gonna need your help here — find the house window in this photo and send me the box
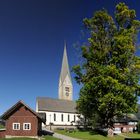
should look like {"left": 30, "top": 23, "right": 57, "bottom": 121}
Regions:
{"left": 23, "top": 123, "right": 31, "bottom": 130}
{"left": 54, "top": 114, "right": 56, "bottom": 121}
{"left": 61, "top": 114, "right": 63, "bottom": 122}
{"left": 13, "top": 123, "right": 20, "bottom": 130}
{"left": 68, "top": 114, "right": 70, "bottom": 122}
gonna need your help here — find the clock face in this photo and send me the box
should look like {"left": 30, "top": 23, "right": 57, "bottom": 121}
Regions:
{"left": 66, "top": 92, "right": 69, "bottom": 96}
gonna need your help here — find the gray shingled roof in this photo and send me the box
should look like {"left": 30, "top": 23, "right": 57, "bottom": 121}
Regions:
{"left": 37, "top": 97, "right": 77, "bottom": 113}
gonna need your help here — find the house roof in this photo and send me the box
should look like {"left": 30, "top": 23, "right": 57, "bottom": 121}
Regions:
{"left": 37, "top": 97, "right": 77, "bottom": 113}
{"left": 114, "top": 114, "right": 138, "bottom": 123}
{"left": 1, "top": 100, "right": 45, "bottom": 123}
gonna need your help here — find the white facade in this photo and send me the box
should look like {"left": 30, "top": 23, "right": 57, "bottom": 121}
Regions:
{"left": 38, "top": 111, "right": 79, "bottom": 126}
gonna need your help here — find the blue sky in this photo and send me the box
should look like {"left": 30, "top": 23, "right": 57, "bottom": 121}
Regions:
{"left": 0, "top": 0, "right": 140, "bottom": 115}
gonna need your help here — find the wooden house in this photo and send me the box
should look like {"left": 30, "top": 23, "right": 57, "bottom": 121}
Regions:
{"left": 0, "top": 100, "right": 45, "bottom": 138}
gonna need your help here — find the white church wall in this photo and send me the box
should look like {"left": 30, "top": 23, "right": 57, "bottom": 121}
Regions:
{"left": 38, "top": 111, "right": 79, "bottom": 126}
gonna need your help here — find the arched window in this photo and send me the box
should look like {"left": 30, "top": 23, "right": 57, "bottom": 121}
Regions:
{"left": 74, "top": 115, "right": 76, "bottom": 122}
{"left": 54, "top": 114, "right": 56, "bottom": 121}
{"left": 68, "top": 114, "right": 70, "bottom": 122}
{"left": 61, "top": 114, "right": 63, "bottom": 122}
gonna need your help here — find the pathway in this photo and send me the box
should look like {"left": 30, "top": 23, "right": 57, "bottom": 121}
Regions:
{"left": 42, "top": 127, "right": 81, "bottom": 140}
{"left": 53, "top": 132, "right": 81, "bottom": 140}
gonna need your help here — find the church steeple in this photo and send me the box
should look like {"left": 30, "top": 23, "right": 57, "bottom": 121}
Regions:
{"left": 60, "top": 42, "right": 71, "bottom": 83}
{"left": 58, "top": 42, "right": 73, "bottom": 101}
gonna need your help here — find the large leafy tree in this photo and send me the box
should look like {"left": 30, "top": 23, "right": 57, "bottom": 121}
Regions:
{"left": 73, "top": 3, "right": 140, "bottom": 128}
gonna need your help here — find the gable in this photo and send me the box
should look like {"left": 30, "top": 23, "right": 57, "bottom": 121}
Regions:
{"left": 64, "top": 74, "right": 72, "bottom": 85}
{"left": 10, "top": 105, "right": 36, "bottom": 118}
{"left": 1, "top": 101, "right": 44, "bottom": 123}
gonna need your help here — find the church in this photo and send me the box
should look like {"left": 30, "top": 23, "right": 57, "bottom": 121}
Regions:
{"left": 36, "top": 43, "right": 79, "bottom": 128}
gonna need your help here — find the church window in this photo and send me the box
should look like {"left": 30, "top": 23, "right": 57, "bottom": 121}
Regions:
{"left": 61, "top": 114, "right": 63, "bottom": 122}
{"left": 54, "top": 114, "right": 56, "bottom": 121}
{"left": 68, "top": 114, "right": 70, "bottom": 122}
{"left": 74, "top": 115, "right": 76, "bottom": 122}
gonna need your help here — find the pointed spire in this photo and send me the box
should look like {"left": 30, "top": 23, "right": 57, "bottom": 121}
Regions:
{"left": 60, "top": 41, "right": 71, "bottom": 83}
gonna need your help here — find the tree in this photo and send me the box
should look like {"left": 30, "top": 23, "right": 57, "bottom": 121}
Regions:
{"left": 73, "top": 3, "right": 140, "bottom": 128}
{"left": 137, "top": 120, "right": 140, "bottom": 133}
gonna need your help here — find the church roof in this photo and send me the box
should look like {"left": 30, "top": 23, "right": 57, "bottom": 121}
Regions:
{"left": 59, "top": 43, "right": 71, "bottom": 83}
{"left": 37, "top": 97, "right": 77, "bottom": 113}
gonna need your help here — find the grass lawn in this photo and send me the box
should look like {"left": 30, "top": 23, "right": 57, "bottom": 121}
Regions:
{"left": 55, "top": 130, "right": 140, "bottom": 140}
{"left": 123, "top": 133, "right": 140, "bottom": 138}
{"left": 0, "top": 125, "right": 5, "bottom": 129}
{"left": 0, "top": 138, "right": 36, "bottom": 140}
{"left": 0, "top": 136, "right": 61, "bottom": 140}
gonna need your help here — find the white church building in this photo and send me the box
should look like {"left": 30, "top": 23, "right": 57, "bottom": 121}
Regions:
{"left": 36, "top": 44, "right": 79, "bottom": 128}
